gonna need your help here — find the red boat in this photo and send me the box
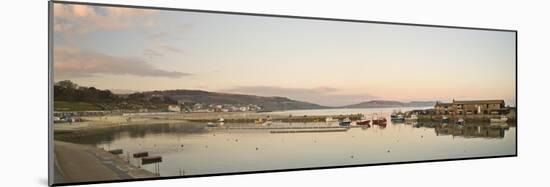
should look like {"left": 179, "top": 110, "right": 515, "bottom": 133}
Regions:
{"left": 372, "top": 117, "right": 387, "bottom": 125}
{"left": 356, "top": 120, "right": 371, "bottom": 125}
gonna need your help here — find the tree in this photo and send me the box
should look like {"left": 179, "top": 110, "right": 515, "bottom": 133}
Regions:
{"left": 55, "top": 80, "right": 78, "bottom": 89}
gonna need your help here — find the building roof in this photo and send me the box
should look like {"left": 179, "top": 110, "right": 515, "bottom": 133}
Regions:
{"left": 452, "top": 100, "right": 505, "bottom": 104}
{"left": 435, "top": 102, "right": 452, "bottom": 106}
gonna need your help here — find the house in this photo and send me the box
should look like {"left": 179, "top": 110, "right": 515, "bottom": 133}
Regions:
{"left": 435, "top": 100, "right": 506, "bottom": 115}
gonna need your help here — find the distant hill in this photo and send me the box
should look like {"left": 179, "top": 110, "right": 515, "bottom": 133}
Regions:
{"left": 53, "top": 80, "right": 328, "bottom": 111}
{"left": 342, "top": 100, "right": 435, "bottom": 108}
{"left": 141, "top": 90, "right": 328, "bottom": 111}
{"left": 54, "top": 80, "right": 434, "bottom": 112}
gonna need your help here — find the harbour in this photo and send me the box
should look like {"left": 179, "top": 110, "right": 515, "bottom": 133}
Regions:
{"left": 54, "top": 107, "right": 516, "bottom": 178}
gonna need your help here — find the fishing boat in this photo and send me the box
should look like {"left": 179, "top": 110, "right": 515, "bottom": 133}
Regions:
{"left": 390, "top": 112, "right": 405, "bottom": 122}
{"left": 339, "top": 118, "right": 352, "bottom": 126}
{"left": 372, "top": 117, "right": 387, "bottom": 125}
{"left": 265, "top": 115, "right": 273, "bottom": 126}
{"left": 441, "top": 116, "right": 450, "bottom": 123}
{"left": 456, "top": 118, "right": 465, "bottom": 125}
{"left": 356, "top": 119, "right": 371, "bottom": 125}
{"left": 490, "top": 116, "right": 508, "bottom": 123}
{"left": 206, "top": 122, "right": 217, "bottom": 127}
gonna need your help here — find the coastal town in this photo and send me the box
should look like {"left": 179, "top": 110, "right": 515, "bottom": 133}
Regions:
{"left": 54, "top": 98, "right": 516, "bottom": 130}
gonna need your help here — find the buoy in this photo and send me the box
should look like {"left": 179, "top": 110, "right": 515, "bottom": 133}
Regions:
{"left": 181, "top": 144, "right": 184, "bottom": 147}
{"left": 255, "top": 147, "right": 259, "bottom": 150}
{"left": 351, "top": 155, "right": 354, "bottom": 159}
{"left": 387, "top": 150, "right": 391, "bottom": 153}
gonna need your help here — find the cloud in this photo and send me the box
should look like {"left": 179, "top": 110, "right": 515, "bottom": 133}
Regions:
{"left": 143, "top": 49, "right": 163, "bottom": 59}
{"left": 142, "top": 44, "right": 184, "bottom": 59}
{"left": 54, "top": 47, "right": 191, "bottom": 79}
{"left": 53, "top": 4, "right": 156, "bottom": 35}
{"left": 159, "top": 45, "right": 184, "bottom": 53}
{"left": 221, "top": 86, "right": 377, "bottom": 106}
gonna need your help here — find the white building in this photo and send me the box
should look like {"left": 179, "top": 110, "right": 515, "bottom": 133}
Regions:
{"left": 168, "top": 105, "right": 181, "bottom": 112}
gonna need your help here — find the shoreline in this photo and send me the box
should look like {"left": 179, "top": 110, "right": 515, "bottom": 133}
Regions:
{"left": 53, "top": 141, "right": 157, "bottom": 184}
{"left": 53, "top": 111, "right": 364, "bottom": 133}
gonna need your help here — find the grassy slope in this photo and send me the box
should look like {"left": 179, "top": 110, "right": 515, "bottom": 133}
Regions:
{"left": 54, "top": 101, "right": 102, "bottom": 111}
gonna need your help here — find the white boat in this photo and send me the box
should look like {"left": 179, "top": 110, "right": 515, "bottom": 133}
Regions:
{"left": 490, "top": 116, "right": 508, "bottom": 123}
{"left": 457, "top": 118, "right": 465, "bottom": 125}
{"left": 206, "top": 122, "right": 217, "bottom": 127}
{"left": 339, "top": 118, "right": 352, "bottom": 126}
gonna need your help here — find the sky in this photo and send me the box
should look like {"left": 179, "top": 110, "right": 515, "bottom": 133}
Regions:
{"left": 52, "top": 3, "right": 516, "bottom": 107}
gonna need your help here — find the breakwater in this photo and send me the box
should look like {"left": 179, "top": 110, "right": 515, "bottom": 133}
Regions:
{"left": 187, "top": 114, "right": 364, "bottom": 123}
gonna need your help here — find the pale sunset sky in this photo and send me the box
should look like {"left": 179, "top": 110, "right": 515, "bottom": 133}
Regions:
{"left": 53, "top": 3, "right": 516, "bottom": 106}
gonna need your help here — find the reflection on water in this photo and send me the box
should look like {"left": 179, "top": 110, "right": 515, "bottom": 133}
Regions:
{"left": 56, "top": 108, "right": 516, "bottom": 177}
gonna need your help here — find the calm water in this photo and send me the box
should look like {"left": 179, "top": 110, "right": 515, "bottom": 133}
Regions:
{"left": 63, "top": 108, "right": 516, "bottom": 177}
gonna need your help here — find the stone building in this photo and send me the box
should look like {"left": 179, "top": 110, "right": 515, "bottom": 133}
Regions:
{"left": 435, "top": 100, "right": 506, "bottom": 115}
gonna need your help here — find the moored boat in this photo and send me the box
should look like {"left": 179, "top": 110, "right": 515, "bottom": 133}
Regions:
{"left": 372, "top": 117, "right": 387, "bottom": 125}
{"left": 356, "top": 119, "right": 371, "bottom": 125}
{"left": 490, "top": 116, "right": 508, "bottom": 123}
{"left": 339, "top": 118, "right": 352, "bottom": 126}
{"left": 456, "top": 118, "right": 465, "bottom": 125}
{"left": 390, "top": 111, "right": 405, "bottom": 122}
{"left": 206, "top": 122, "right": 217, "bottom": 127}
{"left": 442, "top": 116, "right": 450, "bottom": 123}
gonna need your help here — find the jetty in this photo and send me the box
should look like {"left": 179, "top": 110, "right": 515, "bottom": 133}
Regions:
{"left": 212, "top": 125, "right": 367, "bottom": 130}
{"left": 186, "top": 114, "right": 364, "bottom": 123}
{"left": 270, "top": 128, "right": 349, "bottom": 133}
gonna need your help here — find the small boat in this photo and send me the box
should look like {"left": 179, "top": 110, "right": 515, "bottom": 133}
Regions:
{"left": 255, "top": 118, "right": 264, "bottom": 124}
{"left": 441, "top": 116, "right": 450, "bottom": 123}
{"left": 404, "top": 114, "right": 418, "bottom": 122}
{"left": 218, "top": 118, "right": 225, "bottom": 122}
{"left": 265, "top": 116, "right": 273, "bottom": 126}
{"left": 390, "top": 113, "right": 405, "bottom": 122}
{"left": 372, "top": 117, "right": 387, "bottom": 125}
{"left": 356, "top": 119, "right": 371, "bottom": 125}
{"left": 339, "top": 118, "right": 352, "bottom": 126}
{"left": 490, "top": 116, "right": 508, "bottom": 123}
{"left": 456, "top": 118, "right": 465, "bottom": 125}
{"left": 206, "top": 122, "right": 217, "bottom": 127}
